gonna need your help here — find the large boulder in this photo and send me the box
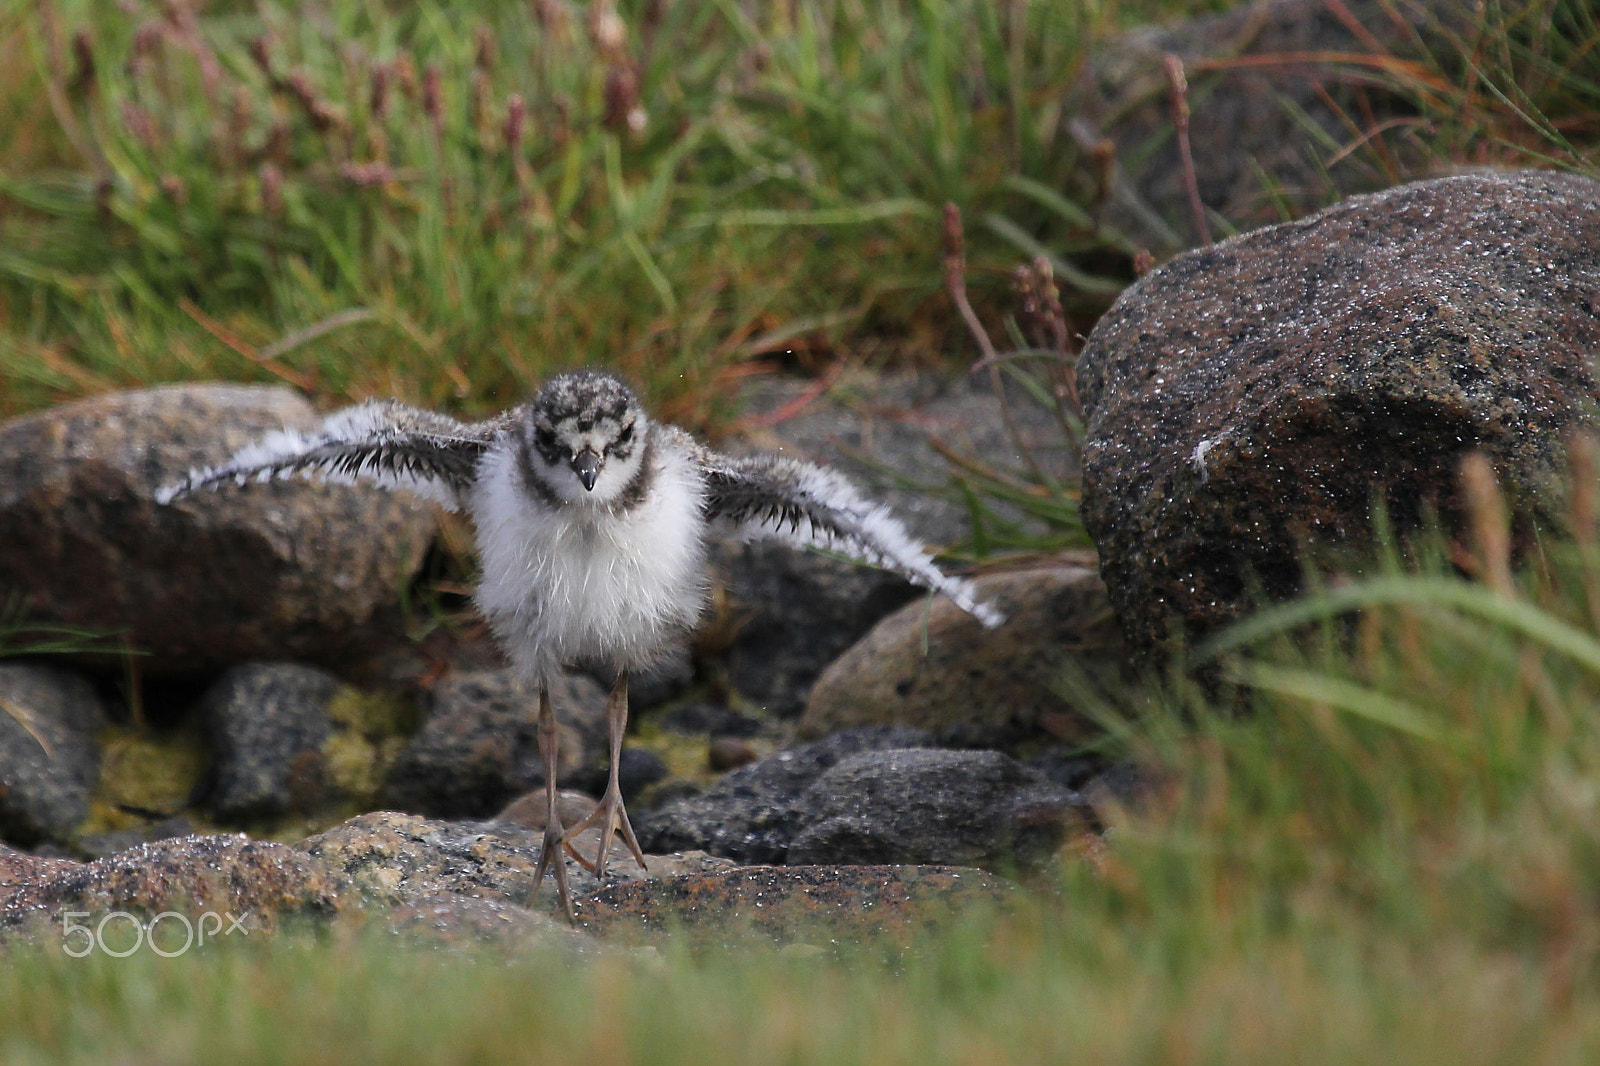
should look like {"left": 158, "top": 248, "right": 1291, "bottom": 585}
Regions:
{"left": 0, "top": 384, "right": 436, "bottom": 673}
{"left": 1078, "top": 170, "right": 1600, "bottom": 659}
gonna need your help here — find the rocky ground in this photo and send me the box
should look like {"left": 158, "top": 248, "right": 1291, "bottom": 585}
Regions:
{"left": 0, "top": 361, "right": 1109, "bottom": 952}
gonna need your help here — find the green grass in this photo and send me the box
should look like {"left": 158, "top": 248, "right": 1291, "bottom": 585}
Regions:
{"left": 1, "top": 907, "right": 1594, "bottom": 1066}
{"left": 0, "top": 0, "right": 1130, "bottom": 423}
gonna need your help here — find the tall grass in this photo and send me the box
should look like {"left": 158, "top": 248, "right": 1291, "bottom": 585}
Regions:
{"left": 0, "top": 0, "right": 1122, "bottom": 421}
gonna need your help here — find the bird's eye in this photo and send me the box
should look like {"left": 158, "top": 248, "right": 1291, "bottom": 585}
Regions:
{"left": 617, "top": 422, "right": 634, "bottom": 444}
{"left": 534, "top": 427, "right": 558, "bottom": 454}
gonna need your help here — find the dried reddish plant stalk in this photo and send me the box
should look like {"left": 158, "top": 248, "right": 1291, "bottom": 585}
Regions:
{"left": 1163, "top": 53, "right": 1211, "bottom": 248}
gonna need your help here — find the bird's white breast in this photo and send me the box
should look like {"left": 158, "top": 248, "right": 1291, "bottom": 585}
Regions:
{"left": 469, "top": 437, "right": 708, "bottom": 680}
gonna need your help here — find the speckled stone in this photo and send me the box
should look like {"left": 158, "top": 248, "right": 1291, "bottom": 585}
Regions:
{"left": 299, "top": 809, "right": 676, "bottom": 923}
{"left": 1079, "top": 170, "right": 1600, "bottom": 659}
{"left": 0, "top": 664, "right": 106, "bottom": 846}
{"left": 299, "top": 810, "right": 584, "bottom": 911}
{"left": 800, "top": 559, "right": 1125, "bottom": 748}
{"left": 380, "top": 894, "right": 588, "bottom": 951}
{"left": 0, "top": 834, "right": 352, "bottom": 938}
{"left": 0, "top": 384, "right": 436, "bottom": 672}
{"left": 200, "top": 662, "right": 339, "bottom": 821}
{"left": 0, "top": 843, "right": 82, "bottom": 888}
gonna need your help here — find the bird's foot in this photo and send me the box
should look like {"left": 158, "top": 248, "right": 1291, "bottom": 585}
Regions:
{"left": 565, "top": 786, "right": 648, "bottom": 881}
{"left": 531, "top": 814, "right": 578, "bottom": 921}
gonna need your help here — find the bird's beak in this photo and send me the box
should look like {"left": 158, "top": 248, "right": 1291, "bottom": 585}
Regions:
{"left": 571, "top": 449, "right": 602, "bottom": 492}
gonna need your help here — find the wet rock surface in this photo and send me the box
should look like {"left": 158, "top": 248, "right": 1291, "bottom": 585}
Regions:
{"left": 0, "top": 384, "right": 435, "bottom": 673}
{"left": 0, "top": 834, "right": 352, "bottom": 937}
{"left": 0, "top": 843, "right": 82, "bottom": 887}
{"left": 801, "top": 560, "right": 1125, "bottom": 748}
{"left": 0, "top": 664, "right": 106, "bottom": 846}
{"left": 383, "top": 669, "right": 609, "bottom": 818}
{"left": 201, "top": 662, "right": 339, "bottom": 821}
{"left": 1079, "top": 170, "right": 1600, "bottom": 659}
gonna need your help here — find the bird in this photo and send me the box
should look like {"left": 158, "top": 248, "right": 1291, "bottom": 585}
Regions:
{"left": 159, "top": 369, "right": 1004, "bottom": 918}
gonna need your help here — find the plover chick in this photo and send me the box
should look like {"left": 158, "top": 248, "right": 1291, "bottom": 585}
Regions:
{"left": 160, "top": 370, "right": 1003, "bottom": 917}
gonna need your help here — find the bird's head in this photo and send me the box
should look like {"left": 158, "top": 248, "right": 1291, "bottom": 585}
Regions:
{"left": 522, "top": 371, "right": 648, "bottom": 505}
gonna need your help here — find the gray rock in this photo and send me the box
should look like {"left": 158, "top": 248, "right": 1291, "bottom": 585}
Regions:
{"left": 788, "top": 748, "right": 1082, "bottom": 870}
{"left": 201, "top": 663, "right": 339, "bottom": 821}
{"left": 657, "top": 700, "right": 762, "bottom": 738}
{"left": 0, "top": 664, "right": 106, "bottom": 846}
{"left": 1079, "top": 170, "right": 1600, "bottom": 659}
{"left": 0, "top": 384, "right": 435, "bottom": 673}
{"left": 801, "top": 560, "right": 1126, "bottom": 749}
{"left": 1079, "top": 0, "right": 1461, "bottom": 248}
{"left": 617, "top": 746, "right": 667, "bottom": 799}
{"left": 383, "top": 669, "right": 609, "bottom": 818}
{"left": 633, "top": 725, "right": 936, "bottom": 863}
{"left": 381, "top": 893, "right": 597, "bottom": 952}
{"left": 615, "top": 647, "right": 694, "bottom": 709}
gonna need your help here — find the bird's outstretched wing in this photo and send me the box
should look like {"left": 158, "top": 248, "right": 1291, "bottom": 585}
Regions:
{"left": 696, "top": 444, "right": 1004, "bottom": 628}
{"left": 156, "top": 401, "right": 513, "bottom": 512}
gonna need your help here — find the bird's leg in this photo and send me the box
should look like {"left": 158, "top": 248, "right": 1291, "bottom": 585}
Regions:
{"left": 564, "top": 669, "right": 648, "bottom": 879}
{"left": 528, "top": 685, "right": 575, "bottom": 921}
